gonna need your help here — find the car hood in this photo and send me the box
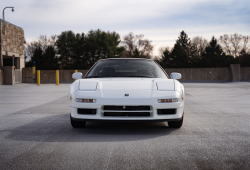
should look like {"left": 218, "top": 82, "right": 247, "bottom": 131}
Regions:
{"left": 79, "top": 78, "right": 175, "bottom": 90}
{"left": 78, "top": 78, "right": 175, "bottom": 99}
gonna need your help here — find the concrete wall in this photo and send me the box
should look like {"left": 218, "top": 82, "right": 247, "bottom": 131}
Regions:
{"left": 0, "top": 69, "right": 3, "bottom": 85}
{"left": 241, "top": 67, "right": 250, "bottom": 81}
{"left": 22, "top": 66, "right": 250, "bottom": 83}
{"left": 164, "top": 67, "right": 232, "bottom": 82}
{"left": 230, "top": 64, "right": 241, "bottom": 81}
{"left": 0, "top": 66, "right": 15, "bottom": 85}
{"left": 22, "top": 67, "right": 33, "bottom": 83}
{"left": 15, "top": 69, "right": 22, "bottom": 83}
{"left": 22, "top": 69, "right": 89, "bottom": 83}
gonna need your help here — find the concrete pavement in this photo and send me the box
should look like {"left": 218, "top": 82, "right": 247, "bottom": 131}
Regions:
{"left": 0, "top": 84, "right": 69, "bottom": 115}
{"left": 0, "top": 82, "right": 250, "bottom": 170}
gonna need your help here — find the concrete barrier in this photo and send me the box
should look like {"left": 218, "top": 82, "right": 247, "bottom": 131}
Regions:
{"left": 25, "top": 70, "right": 89, "bottom": 83}
{"left": 240, "top": 67, "right": 250, "bottom": 81}
{"left": 165, "top": 67, "right": 232, "bottom": 82}
{"left": 0, "top": 69, "right": 3, "bottom": 85}
{"left": 21, "top": 66, "right": 250, "bottom": 83}
{"left": 0, "top": 66, "right": 15, "bottom": 85}
{"left": 15, "top": 69, "right": 22, "bottom": 83}
{"left": 22, "top": 67, "right": 33, "bottom": 83}
{"left": 230, "top": 64, "right": 241, "bottom": 82}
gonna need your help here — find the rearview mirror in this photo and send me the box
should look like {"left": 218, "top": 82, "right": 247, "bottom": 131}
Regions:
{"left": 72, "top": 72, "right": 82, "bottom": 80}
{"left": 170, "top": 72, "right": 181, "bottom": 80}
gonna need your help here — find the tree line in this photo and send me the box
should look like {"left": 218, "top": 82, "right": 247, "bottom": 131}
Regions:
{"left": 25, "top": 30, "right": 250, "bottom": 70}
{"left": 156, "top": 31, "right": 250, "bottom": 68}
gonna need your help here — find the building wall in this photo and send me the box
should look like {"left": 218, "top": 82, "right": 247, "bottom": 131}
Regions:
{"left": 0, "top": 20, "right": 25, "bottom": 84}
{"left": 1, "top": 22, "right": 25, "bottom": 57}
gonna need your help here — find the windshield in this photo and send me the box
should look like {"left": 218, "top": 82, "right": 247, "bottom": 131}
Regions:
{"left": 85, "top": 59, "right": 168, "bottom": 78}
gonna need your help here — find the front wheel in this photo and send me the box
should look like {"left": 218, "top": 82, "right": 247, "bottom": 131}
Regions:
{"left": 71, "top": 116, "right": 86, "bottom": 128}
{"left": 168, "top": 114, "right": 184, "bottom": 128}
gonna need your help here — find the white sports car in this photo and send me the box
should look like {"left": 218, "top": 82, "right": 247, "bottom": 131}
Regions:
{"left": 69, "top": 58, "right": 184, "bottom": 128}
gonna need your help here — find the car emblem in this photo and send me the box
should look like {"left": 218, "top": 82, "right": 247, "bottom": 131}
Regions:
{"left": 123, "top": 106, "right": 126, "bottom": 109}
{"left": 125, "top": 94, "right": 129, "bottom": 96}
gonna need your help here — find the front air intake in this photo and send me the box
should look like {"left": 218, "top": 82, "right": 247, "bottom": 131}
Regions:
{"left": 103, "top": 106, "right": 150, "bottom": 111}
{"left": 104, "top": 112, "right": 150, "bottom": 117}
{"left": 78, "top": 109, "right": 97, "bottom": 115}
{"left": 157, "top": 109, "right": 176, "bottom": 115}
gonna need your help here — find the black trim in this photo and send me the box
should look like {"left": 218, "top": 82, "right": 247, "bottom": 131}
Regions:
{"left": 103, "top": 112, "right": 150, "bottom": 117}
{"left": 154, "top": 60, "right": 169, "bottom": 79}
{"left": 78, "top": 108, "right": 97, "bottom": 115}
{"left": 70, "top": 115, "right": 182, "bottom": 122}
{"left": 103, "top": 105, "right": 151, "bottom": 111}
{"left": 157, "top": 109, "right": 176, "bottom": 115}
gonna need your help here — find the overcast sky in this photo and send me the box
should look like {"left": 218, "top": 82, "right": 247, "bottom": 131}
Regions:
{"left": 1, "top": 0, "right": 250, "bottom": 56}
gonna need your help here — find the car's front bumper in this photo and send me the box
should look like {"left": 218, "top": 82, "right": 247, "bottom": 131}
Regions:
{"left": 70, "top": 90, "right": 184, "bottom": 122}
{"left": 70, "top": 105, "right": 184, "bottom": 122}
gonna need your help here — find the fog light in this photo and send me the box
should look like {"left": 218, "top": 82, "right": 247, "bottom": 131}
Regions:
{"left": 76, "top": 98, "right": 96, "bottom": 103}
{"left": 158, "top": 98, "right": 178, "bottom": 103}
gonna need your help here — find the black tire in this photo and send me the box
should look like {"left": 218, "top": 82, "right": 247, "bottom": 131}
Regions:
{"left": 71, "top": 117, "right": 86, "bottom": 128}
{"left": 168, "top": 114, "right": 184, "bottom": 128}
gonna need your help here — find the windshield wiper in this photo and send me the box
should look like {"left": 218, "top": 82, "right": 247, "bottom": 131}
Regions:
{"left": 85, "top": 76, "right": 106, "bottom": 78}
{"left": 127, "top": 76, "right": 155, "bottom": 78}
{"left": 85, "top": 76, "right": 155, "bottom": 78}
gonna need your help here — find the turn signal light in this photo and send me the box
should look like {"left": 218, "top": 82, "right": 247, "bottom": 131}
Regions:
{"left": 75, "top": 98, "right": 96, "bottom": 103}
{"left": 158, "top": 98, "right": 178, "bottom": 103}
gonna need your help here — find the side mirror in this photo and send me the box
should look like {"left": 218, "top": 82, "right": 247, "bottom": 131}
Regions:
{"left": 170, "top": 72, "right": 181, "bottom": 80}
{"left": 72, "top": 72, "right": 82, "bottom": 80}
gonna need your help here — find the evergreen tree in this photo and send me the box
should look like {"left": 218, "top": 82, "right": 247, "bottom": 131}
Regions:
{"left": 33, "top": 46, "right": 44, "bottom": 70}
{"left": 201, "top": 36, "right": 227, "bottom": 67}
{"left": 56, "top": 31, "right": 77, "bottom": 69}
{"left": 133, "top": 48, "right": 140, "bottom": 58}
{"left": 239, "top": 50, "right": 250, "bottom": 67}
{"left": 171, "top": 43, "right": 189, "bottom": 68}
{"left": 176, "top": 31, "right": 190, "bottom": 52}
{"left": 43, "top": 46, "right": 59, "bottom": 70}
{"left": 176, "top": 30, "right": 196, "bottom": 66}
{"left": 32, "top": 45, "right": 59, "bottom": 70}
{"left": 159, "top": 48, "right": 172, "bottom": 68}
{"left": 84, "top": 29, "right": 124, "bottom": 67}
{"left": 160, "top": 43, "right": 189, "bottom": 68}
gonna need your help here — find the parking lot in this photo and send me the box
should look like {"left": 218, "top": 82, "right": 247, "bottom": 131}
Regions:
{"left": 0, "top": 82, "right": 250, "bottom": 170}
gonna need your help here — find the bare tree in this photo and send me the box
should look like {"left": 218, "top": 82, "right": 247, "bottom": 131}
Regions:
{"left": 121, "top": 32, "right": 154, "bottom": 58}
{"left": 190, "top": 36, "right": 208, "bottom": 58}
{"left": 219, "top": 33, "right": 250, "bottom": 57}
{"left": 219, "top": 34, "right": 231, "bottom": 56}
{"left": 25, "top": 35, "right": 57, "bottom": 62}
{"left": 230, "top": 33, "right": 242, "bottom": 57}
{"left": 242, "top": 36, "right": 250, "bottom": 53}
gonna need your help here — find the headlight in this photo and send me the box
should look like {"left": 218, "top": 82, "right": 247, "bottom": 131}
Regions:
{"left": 158, "top": 98, "right": 178, "bottom": 103}
{"left": 75, "top": 98, "right": 96, "bottom": 103}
